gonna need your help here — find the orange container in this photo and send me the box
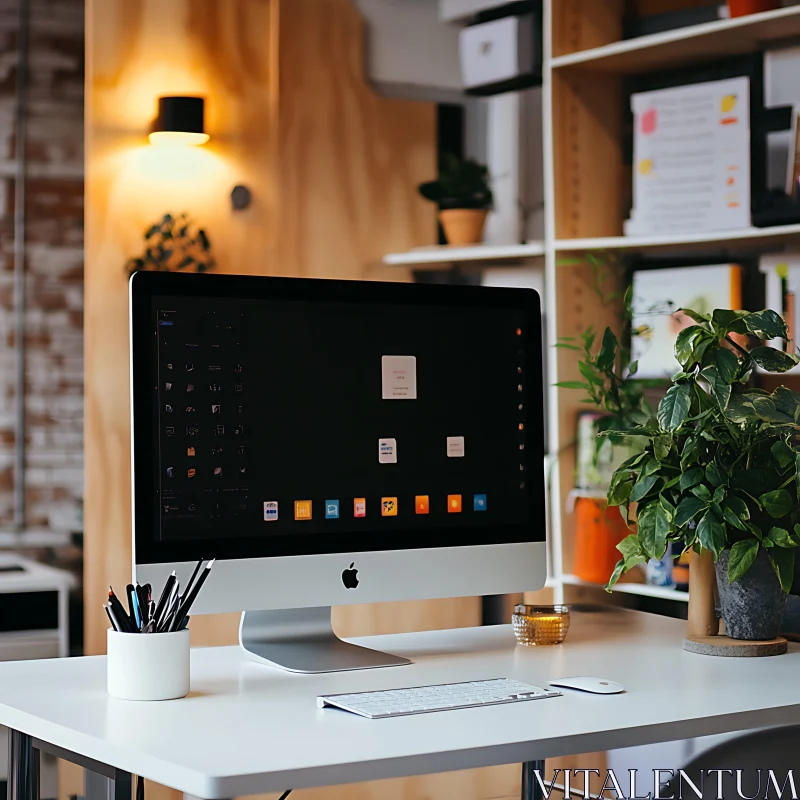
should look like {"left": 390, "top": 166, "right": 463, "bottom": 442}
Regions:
{"left": 573, "top": 497, "right": 631, "bottom": 585}
{"left": 727, "top": 0, "right": 778, "bottom": 16}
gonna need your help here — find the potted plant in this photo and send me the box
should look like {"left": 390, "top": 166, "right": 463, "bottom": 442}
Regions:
{"left": 126, "top": 213, "right": 215, "bottom": 275}
{"left": 556, "top": 283, "right": 653, "bottom": 585}
{"left": 418, "top": 153, "right": 493, "bottom": 247}
{"left": 600, "top": 307, "right": 800, "bottom": 640}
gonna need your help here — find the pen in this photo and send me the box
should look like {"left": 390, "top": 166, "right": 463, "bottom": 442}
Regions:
{"left": 131, "top": 587, "right": 142, "bottom": 630}
{"left": 135, "top": 584, "right": 149, "bottom": 627}
{"left": 158, "top": 587, "right": 179, "bottom": 632}
{"left": 125, "top": 584, "right": 138, "bottom": 627}
{"left": 159, "top": 582, "right": 179, "bottom": 629}
{"left": 153, "top": 571, "right": 176, "bottom": 623}
{"left": 109, "top": 587, "right": 135, "bottom": 633}
{"left": 182, "top": 558, "right": 205, "bottom": 601}
{"left": 170, "top": 559, "right": 214, "bottom": 631}
{"left": 104, "top": 603, "right": 119, "bottom": 632}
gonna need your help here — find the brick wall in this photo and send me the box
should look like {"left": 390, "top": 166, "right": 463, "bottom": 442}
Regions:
{"left": 0, "top": 0, "right": 84, "bottom": 537}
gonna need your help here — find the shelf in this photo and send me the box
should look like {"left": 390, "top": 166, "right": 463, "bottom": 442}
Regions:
{"left": 561, "top": 574, "right": 689, "bottom": 603}
{"left": 383, "top": 241, "right": 545, "bottom": 267}
{"left": 550, "top": 6, "right": 800, "bottom": 75}
{"left": 555, "top": 224, "right": 800, "bottom": 255}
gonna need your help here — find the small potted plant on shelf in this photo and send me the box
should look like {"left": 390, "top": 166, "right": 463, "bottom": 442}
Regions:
{"left": 418, "top": 153, "right": 493, "bottom": 247}
{"left": 601, "top": 308, "right": 800, "bottom": 641}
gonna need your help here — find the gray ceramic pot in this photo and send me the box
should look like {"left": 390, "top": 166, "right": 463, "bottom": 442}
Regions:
{"left": 715, "top": 548, "right": 787, "bottom": 640}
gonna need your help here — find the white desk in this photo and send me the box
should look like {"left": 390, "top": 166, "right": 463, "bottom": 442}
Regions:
{"left": 0, "top": 608, "right": 798, "bottom": 800}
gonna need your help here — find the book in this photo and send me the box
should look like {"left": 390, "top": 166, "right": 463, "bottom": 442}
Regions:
{"left": 631, "top": 264, "right": 742, "bottom": 378}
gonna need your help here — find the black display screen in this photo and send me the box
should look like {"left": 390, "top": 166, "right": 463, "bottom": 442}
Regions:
{"left": 131, "top": 273, "right": 545, "bottom": 564}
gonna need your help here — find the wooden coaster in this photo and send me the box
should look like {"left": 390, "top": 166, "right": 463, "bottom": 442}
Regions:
{"left": 684, "top": 634, "right": 787, "bottom": 657}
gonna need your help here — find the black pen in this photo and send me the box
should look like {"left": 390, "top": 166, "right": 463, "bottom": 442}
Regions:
{"left": 170, "top": 559, "right": 214, "bottom": 631}
{"left": 125, "top": 584, "right": 137, "bottom": 627}
{"left": 135, "top": 584, "right": 149, "bottom": 628}
{"left": 153, "top": 571, "right": 177, "bottom": 623}
{"left": 109, "top": 587, "right": 135, "bottom": 633}
{"left": 182, "top": 558, "right": 205, "bottom": 601}
{"left": 104, "top": 603, "right": 119, "bottom": 631}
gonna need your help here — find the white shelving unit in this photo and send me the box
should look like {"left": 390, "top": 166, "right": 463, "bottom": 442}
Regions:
{"left": 555, "top": 224, "right": 800, "bottom": 254}
{"left": 561, "top": 574, "right": 690, "bottom": 603}
{"left": 550, "top": 5, "right": 800, "bottom": 74}
{"left": 384, "top": 2, "right": 800, "bottom": 609}
{"left": 383, "top": 241, "right": 545, "bottom": 266}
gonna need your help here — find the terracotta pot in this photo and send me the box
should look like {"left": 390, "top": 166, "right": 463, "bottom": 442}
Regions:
{"left": 439, "top": 208, "right": 488, "bottom": 246}
{"left": 727, "top": 0, "right": 778, "bottom": 17}
{"left": 573, "top": 497, "right": 629, "bottom": 585}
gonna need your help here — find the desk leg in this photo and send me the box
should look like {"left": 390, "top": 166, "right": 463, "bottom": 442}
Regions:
{"left": 522, "top": 760, "right": 546, "bottom": 800}
{"left": 9, "top": 730, "right": 38, "bottom": 800}
{"left": 85, "top": 766, "right": 132, "bottom": 800}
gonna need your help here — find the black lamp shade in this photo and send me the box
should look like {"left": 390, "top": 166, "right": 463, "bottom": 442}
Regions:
{"left": 150, "top": 96, "right": 209, "bottom": 145}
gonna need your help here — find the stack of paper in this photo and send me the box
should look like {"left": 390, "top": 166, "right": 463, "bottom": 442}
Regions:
{"left": 626, "top": 76, "right": 751, "bottom": 236}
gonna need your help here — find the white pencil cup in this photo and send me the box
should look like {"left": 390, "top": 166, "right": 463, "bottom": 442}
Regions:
{"left": 107, "top": 629, "right": 190, "bottom": 701}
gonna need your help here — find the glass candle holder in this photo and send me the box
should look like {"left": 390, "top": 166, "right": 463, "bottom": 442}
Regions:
{"left": 512, "top": 604, "right": 570, "bottom": 646}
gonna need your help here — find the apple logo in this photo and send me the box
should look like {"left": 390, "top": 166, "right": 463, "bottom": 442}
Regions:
{"left": 342, "top": 562, "right": 359, "bottom": 589}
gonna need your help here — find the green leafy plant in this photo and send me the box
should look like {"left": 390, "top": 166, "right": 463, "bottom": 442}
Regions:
{"left": 125, "top": 213, "right": 215, "bottom": 276}
{"left": 555, "top": 284, "right": 652, "bottom": 443}
{"left": 602, "top": 308, "right": 800, "bottom": 593}
{"left": 418, "top": 153, "right": 493, "bottom": 210}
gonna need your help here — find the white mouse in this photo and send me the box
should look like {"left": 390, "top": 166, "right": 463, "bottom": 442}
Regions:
{"left": 548, "top": 676, "right": 625, "bottom": 695}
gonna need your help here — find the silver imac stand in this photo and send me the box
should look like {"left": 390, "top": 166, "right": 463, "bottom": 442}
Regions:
{"left": 239, "top": 607, "right": 411, "bottom": 673}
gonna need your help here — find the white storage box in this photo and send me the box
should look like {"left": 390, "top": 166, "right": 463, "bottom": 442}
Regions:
{"left": 459, "top": 13, "right": 537, "bottom": 95}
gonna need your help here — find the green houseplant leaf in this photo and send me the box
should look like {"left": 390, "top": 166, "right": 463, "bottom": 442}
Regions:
{"left": 728, "top": 539, "right": 759, "bottom": 583}
{"left": 657, "top": 383, "right": 691, "bottom": 431}
{"left": 759, "top": 489, "right": 794, "bottom": 520}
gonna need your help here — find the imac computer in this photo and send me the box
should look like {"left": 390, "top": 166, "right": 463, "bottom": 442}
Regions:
{"left": 130, "top": 271, "right": 546, "bottom": 673}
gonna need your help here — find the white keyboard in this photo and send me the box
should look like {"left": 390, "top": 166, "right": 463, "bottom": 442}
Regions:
{"left": 317, "top": 678, "right": 561, "bottom": 719}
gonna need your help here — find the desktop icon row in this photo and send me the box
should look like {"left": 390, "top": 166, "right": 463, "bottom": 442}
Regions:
{"left": 263, "top": 494, "right": 487, "bottom": 522}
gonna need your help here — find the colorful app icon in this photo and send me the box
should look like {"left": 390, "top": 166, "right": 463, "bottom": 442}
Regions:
{"left": 354, "top": 498, "right": 366, "bottom": 517}
{"left": 415, "top": 495, "right": 429, "bottom": 514}
{"left": 325, "top": 500, "right": 340, "bottom": 519}
{"left": 187, "top": 447, "right": 195, "bottom": 457}
{"left": 448, "top": 494, "right": 462, "bottom": 513}
{"left": 263, "top": 501, "right": 278, "bottom": 522}
{"left": 295, "top": 500, "right": 312, "bottom": 520}
{"left": 187, "top": 468, "right": 196, "bottom": 479}
{"left": 473, "top": 493, "right": 487, "bottom": 511}
{"left": 381, "top": 497, "right": 398, "bottom": 516}
{"left": 378, "top": 437, "right": 397, "bottom": 464}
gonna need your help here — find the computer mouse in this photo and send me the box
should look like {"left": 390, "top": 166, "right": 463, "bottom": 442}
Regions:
{"left": 548, "top": 677, "right": 625, "bottom": 695}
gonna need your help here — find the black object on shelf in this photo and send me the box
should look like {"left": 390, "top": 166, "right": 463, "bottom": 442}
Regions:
{"left": 623, "top": 4, "right": 726, "bottom": 40}
{"left": 751, "top": 105, "right": 800, "bottom": 227}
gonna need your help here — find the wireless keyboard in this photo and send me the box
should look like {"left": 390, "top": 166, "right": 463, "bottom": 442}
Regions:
{"left": 317, "top": 678, "right": 561, "bottom": 718}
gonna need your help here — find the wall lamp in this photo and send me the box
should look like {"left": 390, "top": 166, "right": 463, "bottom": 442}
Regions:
{"left": 149, "top": 96, "right": 209, "bottom": 146}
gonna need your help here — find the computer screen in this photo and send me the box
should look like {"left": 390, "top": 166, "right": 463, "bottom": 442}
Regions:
{"left": 131, "top": 273, "right": 545, "bottom": 565}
